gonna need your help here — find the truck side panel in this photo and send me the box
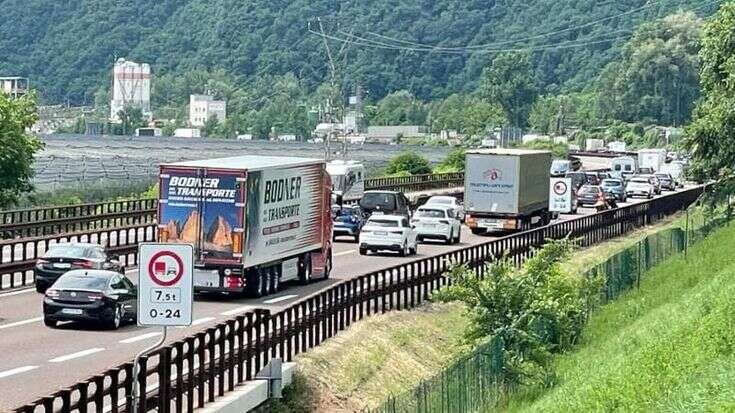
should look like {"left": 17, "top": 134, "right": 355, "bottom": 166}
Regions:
{"left": 465, "top": 154, "right": 520, "bottom": 214}
{"left": 244, "top": 163, "right": 326, "bottom": 267}
{"left": 518, "top": 152, "right": 552, "bottom": 215}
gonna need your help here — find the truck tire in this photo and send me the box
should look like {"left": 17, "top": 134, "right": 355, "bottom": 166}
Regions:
{"left": 247, "top": 269, "right": 267, "bottom": 298}
{"left": 323, "top": 251, "right": 332, "bottom": 279}
{"left": 269, "top": 267, "right": 280, "bottom": 293}
{"left": 298, "top": 254, "right": 312, "bottom": 285}
{"left": 471, "top": 228, "right": 486, "bottom": 236}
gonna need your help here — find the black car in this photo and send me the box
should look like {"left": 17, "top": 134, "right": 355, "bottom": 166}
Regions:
{"left": 565, "top": 172, "right": 587, "bottom": 191}
{"left": 585, "top": 173, "right": 601, "bottom": 186}
{"left": 34, "top": 243, "right": 124, "bottom": 293}
{"left": 577, "top": 185, "right": 605, "bottom": 206}
{"left": 359, "top": 190, "right": 411, "bottom": 219}
{"left": 43, "top": 270, "right": 137, "bottom": 329}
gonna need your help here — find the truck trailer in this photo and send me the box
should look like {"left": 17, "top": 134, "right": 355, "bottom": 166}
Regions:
{"left": 157, "top": 155, "right": 333, "bottom": 297}
{"left": 638, "top": 149, "right": 667, "bottom": 173}
{"left": 464, "top": 149, "right": 552, "bottom": 234}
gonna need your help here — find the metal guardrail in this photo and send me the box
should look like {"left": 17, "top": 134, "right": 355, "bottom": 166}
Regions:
{"left": 13, "top": 185, "right": 707, "bottom": 413}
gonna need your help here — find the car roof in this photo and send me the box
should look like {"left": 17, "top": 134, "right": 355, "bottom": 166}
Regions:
{"left": 419, "top": 204, "right": 452, "bottom": 210}
{"left": 49, "top": 242, "right": 102, "bottom": 249}
{"left": 427, "top": 195, "right": 454, "bottom": 201}
{"left": 367, "top": 214, "right": 405, "bottom": 221}
{"left": 60, "top": 269, "right": 120, "bottom": 279}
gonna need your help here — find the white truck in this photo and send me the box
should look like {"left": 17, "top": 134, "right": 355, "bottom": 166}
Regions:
{"left": 326, "top": 160, "right": 365, "bottom": 203}
{"left": 157, "top": 155, "right": 334, "bottom": 297}
{"left": 638, "top": 149, "right": 667, "bottom": 173}
{"left": 586, "top": 138, "right": 605, "bottom": 152}
{"left": 464, "top": 149, "right": 552, "bottom": 234}
{"left": 608, "top": 141, "right": 627, "bottom": 153}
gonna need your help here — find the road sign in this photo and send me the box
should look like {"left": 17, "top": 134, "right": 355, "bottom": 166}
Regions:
{"left": 549, "top": 178, "right": 573, "bottom": 213}
{"left": 138, "top": 243, "right": 194, "bottom": 326}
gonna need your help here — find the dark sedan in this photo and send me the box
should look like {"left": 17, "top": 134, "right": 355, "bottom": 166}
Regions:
{"left": 333, "top": 205, "right": 367, "bottom": 242}
{"left": 43, "top": 270, "right": 137, "bottom": 329}
{"left": 34, "top": 243, "right": 124, "bottom": 293}
{"left": 655, "top": 173, "right": 676, "bottom": 191}
{"left": 577, "top": 185, "right": 605, "bottom": 206}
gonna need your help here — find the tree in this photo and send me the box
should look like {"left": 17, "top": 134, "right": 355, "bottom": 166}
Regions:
{"left": 367, "top": 91, "right": 428, "bottom": 126}
{"left": 116, "top": 106, "right": 145, "bottom": 135}
{"left": 385, "top": 152, "right": 432, "bottom": 176}
{"left": 0, "top": 92, "right": 43, "bottom": 207}
{"left": 202, "top": 115, "right": 220, "bottom": 137}
{"left": 686, "top": 2, "right": 735, "bottom": 186}
{"left": 435, "top": 148, "right": 466, "bottom": 173}
{"left": 477, "top": 52, "right": 538, "bottom": 128}
{"left": 431, "top": 94, "right": 505, "bottom": 138}
{"left": 596, "top": 12, "right": 703, "bottom": 126}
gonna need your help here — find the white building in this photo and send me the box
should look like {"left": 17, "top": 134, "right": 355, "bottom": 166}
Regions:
{"left": 0, "top": 77, "right": 29, "bottom": 98}
{"left": 110, "top": 59, "right": 152, "bottom": 122}
{"left": 189, "top": 95, "right": 226, "bottom": 127}
{"left": 174, "top": 128, "right": 201, "bottom": 138}
{"left": 367, "top": 125, "right": 427, "bottom": 142}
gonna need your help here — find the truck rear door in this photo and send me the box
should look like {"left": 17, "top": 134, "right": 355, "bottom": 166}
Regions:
{"left": 158, "top": 167, "right": 247, "bottom": 265}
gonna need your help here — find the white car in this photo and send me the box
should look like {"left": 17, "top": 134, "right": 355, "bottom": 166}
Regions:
{"left": 625, "top": 177, "right": 655, "bottom": 199}
{"left": 425, "top": 196, "right": 464, "bottom": 221}
{"left": 412, "top": 205, "right": 462, "bottom": 245}
{"left": 359, "top": 215, "right": 418, "bottom": 256}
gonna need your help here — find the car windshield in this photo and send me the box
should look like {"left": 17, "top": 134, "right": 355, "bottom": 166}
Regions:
{"left": 602, "top": 180, "right": 621, "bottom": 187}
{"left": 44, "top": 245, "right": 90, "bottom": 258}
{"left": 367, "top": 219, "right": 400, "bottom": 228}
{"left": 416, "top": 209, "right": 446, "bottom": 218}
{"left": 655, "top": 174, "right": 669, "bottom": 179}
{"left": 579, "top": 186, "right": 599, "bottom": 194}
{"left": 360, "top": 193, "right": 396, "bottom": 211}
{"left": 53, "top": 273, "right": 110, "bottom": 290}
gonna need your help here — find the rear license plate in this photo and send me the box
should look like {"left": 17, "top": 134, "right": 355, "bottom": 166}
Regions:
{"left": 375, "top": 231, "right": 388, "bottom": 236}
{"left": 54, "top": 263, "right": 71, "bottom": 269}
{"left": 194, "top": 271, "right": 220, "bottom": 288}
{"left": 61, "top": 308, "right": 83, "bottom": 315}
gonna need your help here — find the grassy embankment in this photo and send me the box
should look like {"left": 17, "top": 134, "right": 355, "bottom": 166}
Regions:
{"left": 501, "top": 222, "right": 735, "bottom": 412}
{"left": 267, "top": 211, "right": 696, "bottom": 412}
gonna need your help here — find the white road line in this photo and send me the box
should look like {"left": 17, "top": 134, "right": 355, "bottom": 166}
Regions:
{"left": 49, "top": 348, "right": 105, "bottom": 363}
{"left": 0, "top": 288, "right": 35, "bottom": 298}
{"left": 0, "top": 365, "right": 39, "bottom": 379}
{"left": 191, "top": 316, "right": 216, "bottom": 326}
{"left": 119, "top": 332, "right": 162, "bottom": 344}
{"left": 335, "top": 250, "right": 356, "bottom": 257}
{"left": 220, "top": 306, "right": 253, "bottom": 316}
{"left": 262, "top": 294, "right": 298, "bottom": 305}
{"left": 0, "top": 316, "right": 43, "bottom": 330}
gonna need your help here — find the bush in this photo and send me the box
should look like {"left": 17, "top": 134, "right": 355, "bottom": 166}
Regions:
{"left": 434, "top": 239, "right": 602, "bottom": 386}
{"left": 435, "top": 147, "right": 466, "bottom": 173}
{"left": 385, "top": 152, "right": 432, "bottom": 175}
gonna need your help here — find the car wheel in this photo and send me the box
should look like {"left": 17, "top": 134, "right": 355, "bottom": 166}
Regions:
{"left": 399, "top": 242, "right": 408, "bottom": 257}
{"left": 359, "top": 247, "right": 368, "bottom": 256}
{"left": 445, "top": 230, "right": 453, "bottom": 245}
{"left": 354, "top": 234, "right": 360, "bottom": 243}
{"left": 455, "top": 230, "right": 461, "bottom": 244}
{"left": 109, "top": 305, "right": 122, "bottom": 330}
{"left": 43, "top": 318, "right": 57, "bottom": 328}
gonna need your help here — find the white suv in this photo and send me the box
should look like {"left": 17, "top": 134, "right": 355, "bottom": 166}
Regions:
{"left": 425, "top": 196, "right": 464, "bottom": 221}
{"left": 359, "top": 215, "right": 418, "bottom": 256}
{"left": 412, "top": 205, "right": 462, "bottom": 245}
{"left": 626, "top": 177, "right": 655, "bottom": 199}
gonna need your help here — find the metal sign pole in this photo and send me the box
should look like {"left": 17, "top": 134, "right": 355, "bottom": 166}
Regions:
{"left": 132, "top": 326, "right": 167, "bottom": 413}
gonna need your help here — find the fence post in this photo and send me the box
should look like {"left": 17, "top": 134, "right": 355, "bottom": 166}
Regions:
{"left": 684, "top": 208, "right": 689, "bottom": 261}
{"left": 636, "top": 241, "right": 642, "bottom": 290}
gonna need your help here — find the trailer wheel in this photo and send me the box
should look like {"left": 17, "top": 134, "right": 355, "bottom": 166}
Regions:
{"left": 298, "top": 254, "right": 312, "bottom": 285}
{"left": 247, "top": 269, "right": 266, "bottom": 298}
{"left": 269, "top": 267, "right": 280, "bottom": 293}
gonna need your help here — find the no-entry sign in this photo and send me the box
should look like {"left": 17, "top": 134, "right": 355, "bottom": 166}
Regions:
{"left": 138, "top": 243, "right": 194, "bottom": 326}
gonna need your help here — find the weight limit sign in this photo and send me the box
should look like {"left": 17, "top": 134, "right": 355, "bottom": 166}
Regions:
{"left": 138, "top": 243, "right": 194, "bottom": 326}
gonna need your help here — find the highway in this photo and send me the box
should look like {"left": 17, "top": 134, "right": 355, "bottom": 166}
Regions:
{"left": 0, "top": 156, "right": 618, "bottom": 409}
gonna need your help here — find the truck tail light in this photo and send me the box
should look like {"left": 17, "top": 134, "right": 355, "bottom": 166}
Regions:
{"left": 160, "top": 228, "right": 169, "bottom": 242}
{"left": 502, "top": 219, "right": 517, "bottom": 230}
{"left": 225, "top": 276, "right": 243, "bottom": 288}
{"left": 465, "top": 215, "right": 477, "bottom": 228}
{"left": 232, "top": 233, "right": 242, "bottom": 254}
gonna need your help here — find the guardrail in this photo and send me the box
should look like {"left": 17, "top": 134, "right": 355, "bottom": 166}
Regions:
{"left": 13, "top": 184, "right": 707, "bottom": 413}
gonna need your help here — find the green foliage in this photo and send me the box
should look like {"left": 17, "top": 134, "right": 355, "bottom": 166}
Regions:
{"left": 686, "top": 1, "right": 735, "bottom": 188}
{"left": 434, "top": 148, "right": 466, "bottom": 173}
{"left": 477, "top": 52, "right": 539, "bottom": 128}
{"left": 529, "top": 92, "right": 600, "bottom": 134}
{"left": 116, "top": 105, "right": 146, "bottom": 135}
{"left": 521, "top": 140, "right": 569, "bottom": 159}
{"left": 366, "top": 91, "right": 428, "bottom": 126}
{"left": 0, "top": 92, "right": 43, "bottom": 208}
{"left": 0, "top": 1, "right": 717, "bottom": 108}
{"left": 385, "top": 152, "right": 432, "bottom": 176}
{"left": 430, "top": 94, "right": 506, "bottom": 136}
{"left": 596, "top": 11, "right": 703, "bottom": 126}
{"left": 435, "top": 240, "right": 602, "bottom": 386}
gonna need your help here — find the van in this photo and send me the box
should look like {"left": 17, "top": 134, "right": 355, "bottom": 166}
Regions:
{"left": 359, "top": 190, "right": 411, "bottom": 218}
{"left": 611, "top": 157, "right": 637, "bottom": 181}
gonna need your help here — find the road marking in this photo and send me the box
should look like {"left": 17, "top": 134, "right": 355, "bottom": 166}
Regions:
{"left": 0, "top": 317, "right": 43, "bottom": 330}
{"left": 119, "top": 332, "right": 162, "bottom": 344}
{"left": 334, "top": 250, "right": 356, "bottom": 257}
{"left": 49, "top": 347, "right": 105, "bottom": 363}
{"left": 0, "top": 288, "right": 35, "bottom": 298}
{"left": 191, "top": 316, "right": 216, "bottom": 326}
{"left": 0, "top": 365, "right": 39, "bottom": 379}
{"left": 220, "top": 306, "right": 254, "bottom": 316}
{"left": 262, "top": 294, "right": 298, "bottom": 304}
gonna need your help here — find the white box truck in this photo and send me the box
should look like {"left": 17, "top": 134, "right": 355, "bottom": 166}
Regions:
{"left": 464, "top": 149, "right": 552, "bottom": 234}
{"left": 157, "top": 155, "right": 333, "bottom": 297}
{"left": 586, "top": 138, "right": 605, "bottom": 152}
{"left": 638, "top": 149, "right": 667, "bottom": 173}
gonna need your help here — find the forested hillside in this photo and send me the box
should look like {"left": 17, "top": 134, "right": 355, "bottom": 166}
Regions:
{"left": 0, "top": 0, "right": 720, "bottom": 106}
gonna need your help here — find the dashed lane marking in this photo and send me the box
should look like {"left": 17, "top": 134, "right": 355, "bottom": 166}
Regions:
{"left": 262, "top": 294, "right": 298, "bottom": 305}
{"left": 49, "top": 348, "right": 105, "bottom": 363}
{"left": 119, "top": 332, "right": 162, "bottom": 344}
{"left": 0, "top": 317, "right": 43, "bottom": 330}
{"left": 0, "top": 365, "right": 39, "bottom": 379}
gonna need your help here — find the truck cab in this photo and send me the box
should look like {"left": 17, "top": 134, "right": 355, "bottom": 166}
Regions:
{"left": 326, "top": 160, "right": 365, "bottom": 203}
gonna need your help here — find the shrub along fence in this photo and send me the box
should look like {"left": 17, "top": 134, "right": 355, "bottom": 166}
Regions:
{"left": 371, "top": 192, "right": 730, "bottom": 413}
{"left": 14, "top": 185, "right": 707, "bottom": 413}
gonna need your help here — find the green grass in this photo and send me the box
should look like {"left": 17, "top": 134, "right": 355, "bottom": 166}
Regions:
{"left": 500, "top": 223, "right": 735, "bottom": 412}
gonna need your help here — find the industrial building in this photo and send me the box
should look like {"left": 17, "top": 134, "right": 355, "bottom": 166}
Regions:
{"left": 110, "top": 59, "right": 152, "bottom": 122}
{"left": 189, "top": 94, "right": 226, "bottom": 127}
{"left": 0, "top": 77, "right": 29, "bottom": 98}
{"left": 366, "top": 125, "right": 428, "bottom": 143}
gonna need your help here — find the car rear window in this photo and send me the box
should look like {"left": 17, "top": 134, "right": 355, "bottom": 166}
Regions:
{"left": 53, "top": 273, "right": 110, "bottom": 290}
{"left": 427, "top": 197, "right": 452, "bottom": 205}
{"left": 602, "top": 180, "right": 621, "bottom": 187}
{"left": 360, "top": 193, "right": 397, "bottom": 211}
{"left": 416, "top": 209, "right": 446, "bottom": 218}
{"left": 580, "top": 186, "right": 599, "bottom": 193}
{"left": 367, "top": 219, "right": 400, "bottom": 227}
{"left": 44, "top": 245, "right": 90, "bottom": 258}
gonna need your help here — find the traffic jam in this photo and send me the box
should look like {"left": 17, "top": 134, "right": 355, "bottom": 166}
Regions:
{"left": 32, "top": 148, "right": 687, "bottom": 330}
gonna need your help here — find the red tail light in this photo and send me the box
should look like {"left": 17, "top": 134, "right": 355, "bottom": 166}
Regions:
{"left": 72, "top": 260, "right": 94, "bottom": 269}
{"left": 225, "top": 276, "right": 242, "bottom": 288}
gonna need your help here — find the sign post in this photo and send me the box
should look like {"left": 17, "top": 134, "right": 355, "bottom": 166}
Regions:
{"left": 549, "top": 178, "right": 573, "bottom": 214}
{"left": 132, "top": 243, "right": 194, "bottom": 412}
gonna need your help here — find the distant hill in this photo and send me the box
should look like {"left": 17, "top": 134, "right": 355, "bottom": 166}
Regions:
{"left": 0, "top": 0, "right": 720, "bottom": 105}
